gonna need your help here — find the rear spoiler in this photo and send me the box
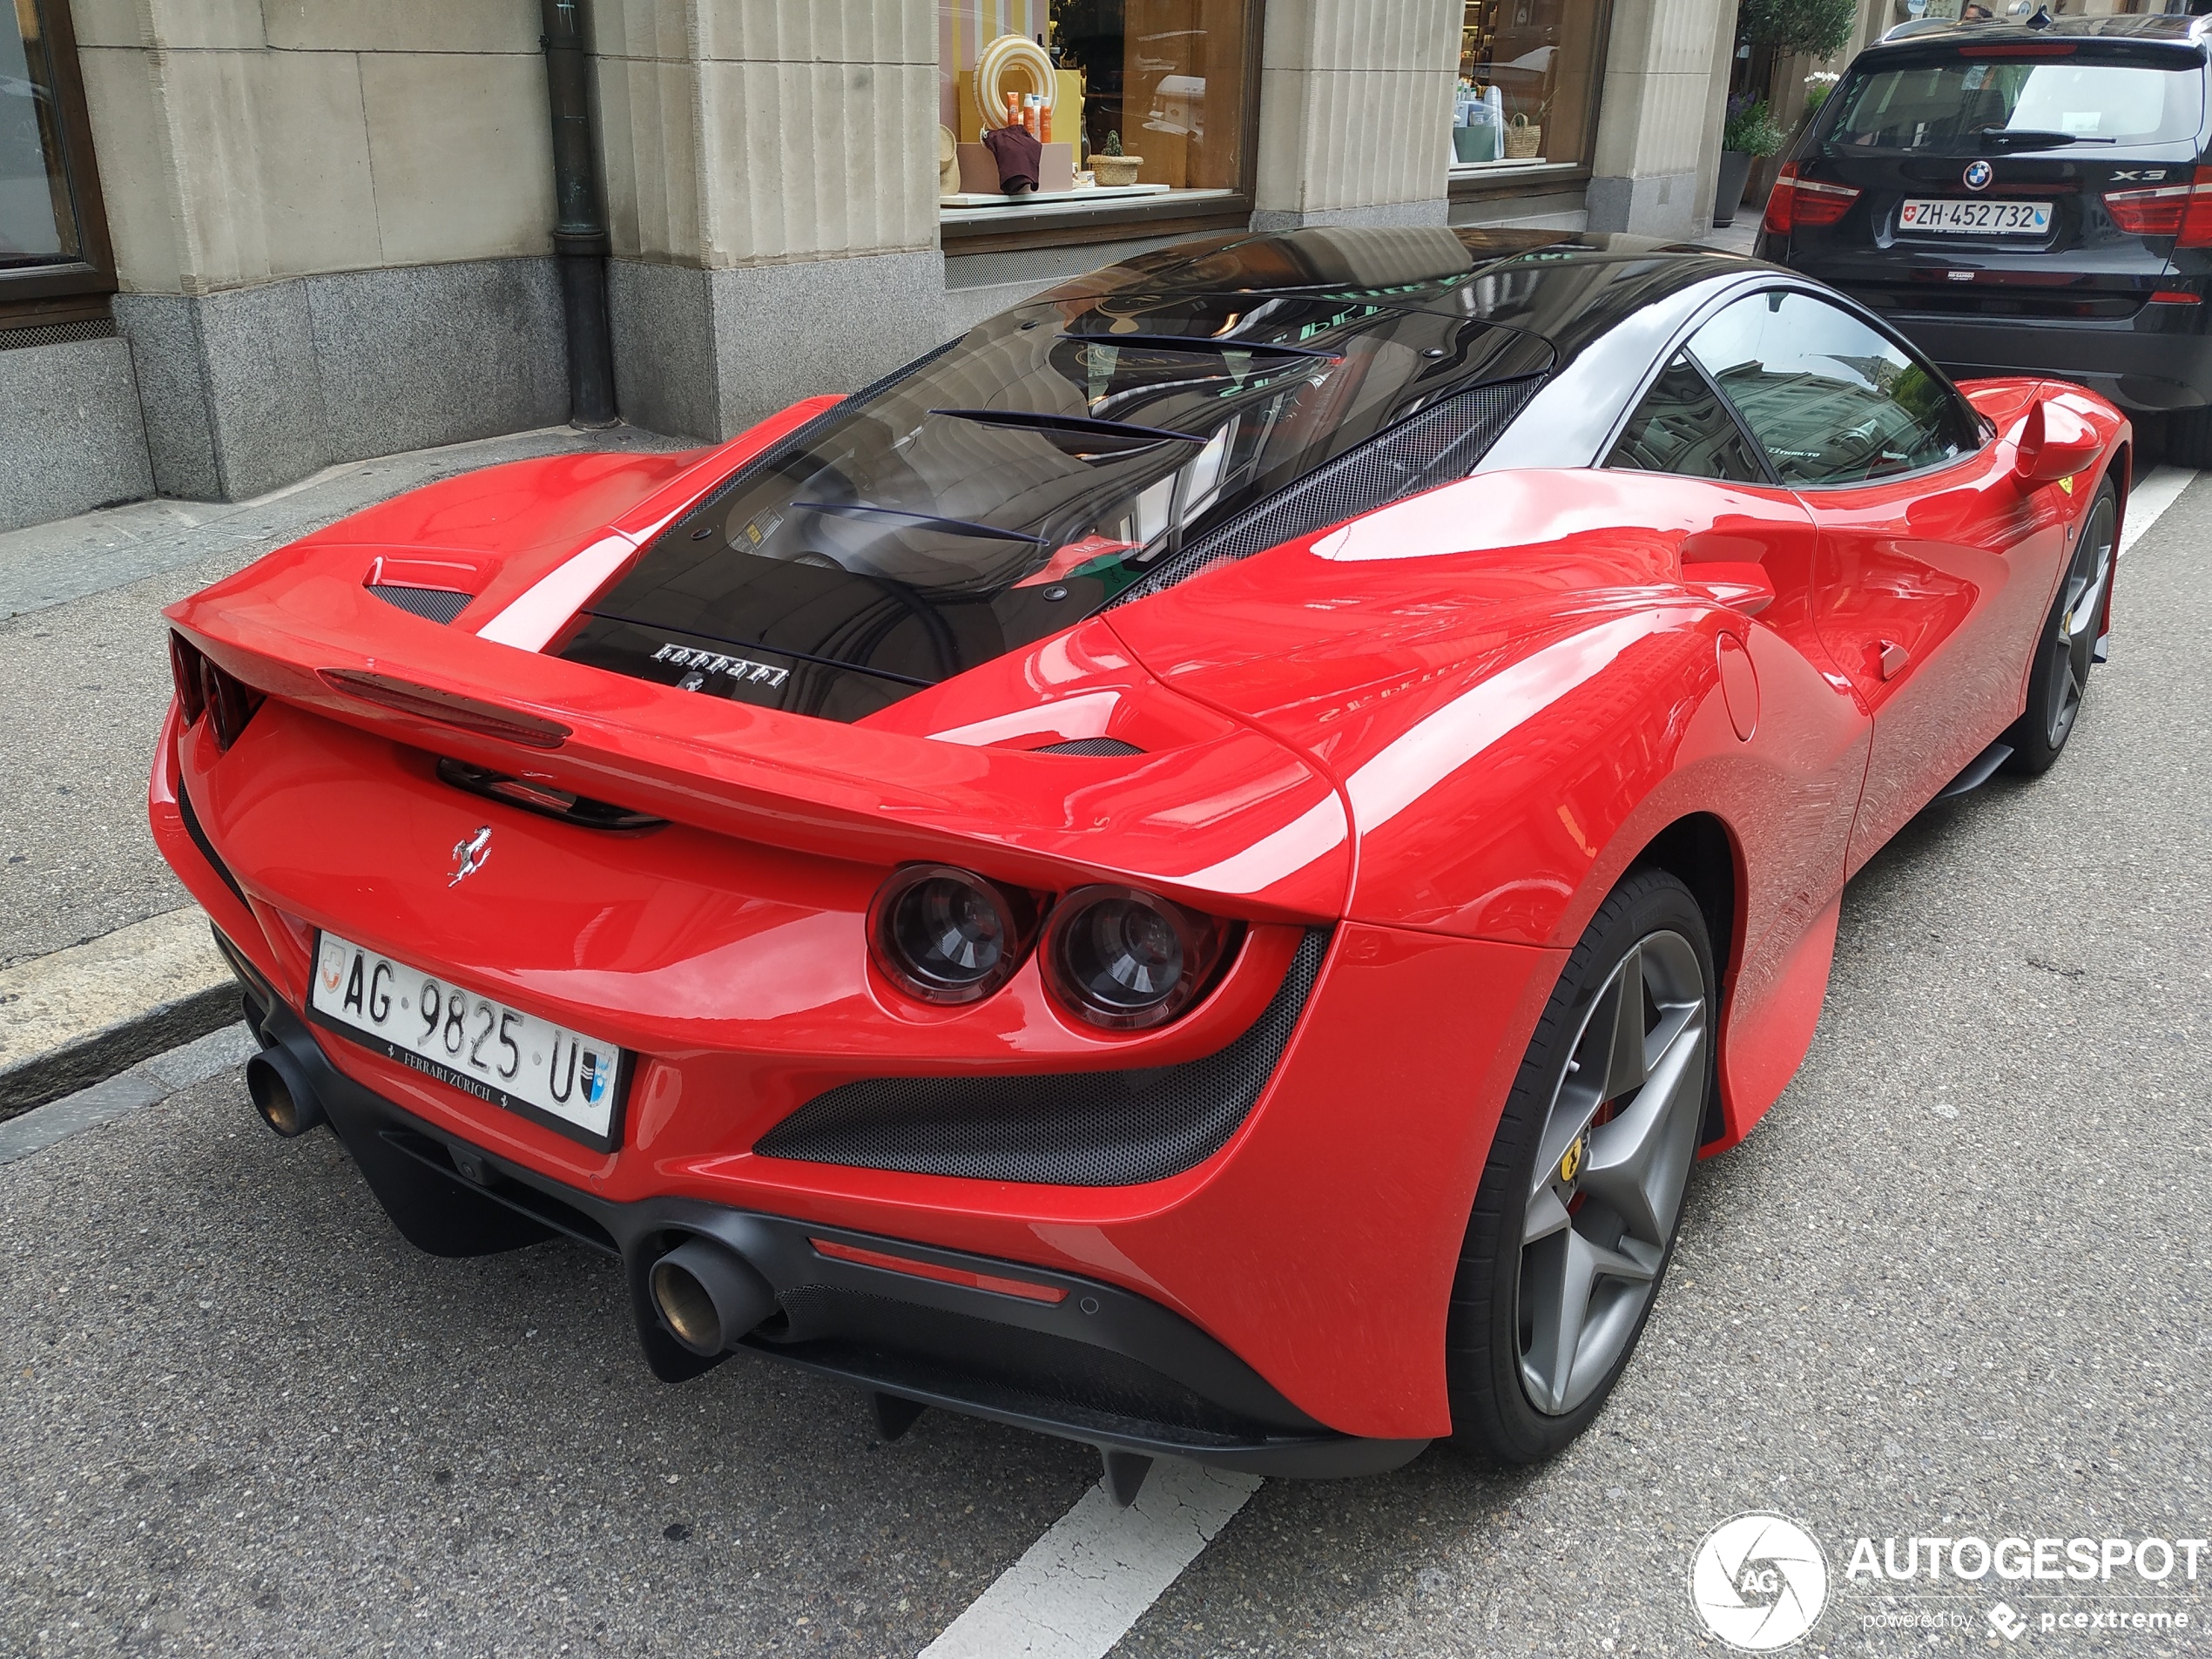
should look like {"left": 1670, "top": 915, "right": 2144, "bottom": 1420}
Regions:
{"left": 164, "top": 568, "right": 1350, "bottom": 923}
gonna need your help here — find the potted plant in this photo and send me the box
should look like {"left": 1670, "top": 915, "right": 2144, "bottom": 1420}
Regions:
{"left": 1715, "top": 95, "right": 1785, "bottom": 227}
{"left": 1093, "top": 129, "right": 1143, "bottom": 188}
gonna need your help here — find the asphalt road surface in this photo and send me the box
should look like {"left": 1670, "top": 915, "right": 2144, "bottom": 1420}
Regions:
{"left": 3, "top": 473, "right": 2208, "bottom": 1657}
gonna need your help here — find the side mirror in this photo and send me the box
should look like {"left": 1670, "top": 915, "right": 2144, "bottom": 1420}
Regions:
{"left": 2013, "top": 394, "right": 2101, "bottom": 486}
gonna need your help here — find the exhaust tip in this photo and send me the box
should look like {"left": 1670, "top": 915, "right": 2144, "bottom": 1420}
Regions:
{"left": 245, "top": 1048, "right": 324, "bottom": 1138}
{"left": 649, "top": 1238, "right": 775, "bottom": 1357}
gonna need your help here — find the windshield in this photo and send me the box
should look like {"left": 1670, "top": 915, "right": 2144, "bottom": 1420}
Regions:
{"left": 1828, "top": 52, "right": 2205, "bottom": 151}
{"left": 561, "top": 291, "right": 1550, "bottom": 720}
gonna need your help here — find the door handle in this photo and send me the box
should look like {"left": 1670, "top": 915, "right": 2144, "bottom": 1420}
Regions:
{"left": 1878, "top": 639, "right": 1910, "bottom": 681}
{"left": 1682, "top": 563, "right": 1776, "bottom": 617}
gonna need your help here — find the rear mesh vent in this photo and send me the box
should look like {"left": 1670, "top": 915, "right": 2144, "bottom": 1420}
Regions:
{"left": 368, "top": 583, "right": 472, "bottom": 624}
{"left": 755, "top": 928, "right": 1332, "bottom": 1186}
{"left": 1032, "top": 737, "right": 1145, "bottom": 757}
{"left": 1109, "top": 373, "right": 1543, "bottom": 608}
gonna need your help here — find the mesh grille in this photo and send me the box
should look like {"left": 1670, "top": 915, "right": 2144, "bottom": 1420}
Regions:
{"left": 368, "top": 583, "right": 472, "bottom": 624}
{"left": 1032, "top": 737, "right": 1145, "bottom": 756}
{"left": 756, "top": 928, "right": 1332, "bottom": 1186}
{"left": 0, "top": 318, "right": 117, "bottom": 352}
{"left": 1109, "top": 374, "right": 1544, "bottom": 608}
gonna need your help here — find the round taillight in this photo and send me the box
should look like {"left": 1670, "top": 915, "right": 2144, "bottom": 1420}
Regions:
{"left": 1046, "top": 886, "right": 1224, "bottom": 1030}
{"left": 868, "top": 865, "right": 1035, "bottom": 1004}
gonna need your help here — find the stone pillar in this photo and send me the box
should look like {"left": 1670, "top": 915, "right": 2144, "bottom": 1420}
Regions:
{"left": 1585, "top": 0, "right": 1737, "bottom": 239}
{"left": 73, "top": 0, "right": 567, "bottom": 501}
{"left": 1251, "top": 0, "right": 1460, "bottom": 232}
{"left": 594, "top": 0, "right": 947, "bottom": 442}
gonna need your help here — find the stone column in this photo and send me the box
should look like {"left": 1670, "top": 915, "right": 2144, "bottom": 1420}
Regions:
{"left": 1585, "top": 0, "right": 1737, "bottom": 239}
{"left": 1251, "top": 0, "right": 1460, "bottom": 232}
{"left": 594, "top": 0, "right": 946, "bottom": 441}
{"left": 73, "top": 0, "right": 566, "bottom": 500}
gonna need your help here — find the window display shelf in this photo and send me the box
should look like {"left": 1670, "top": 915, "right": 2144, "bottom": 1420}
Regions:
{"left": 941, "top": 183, "right": 1171, "bottom": 211}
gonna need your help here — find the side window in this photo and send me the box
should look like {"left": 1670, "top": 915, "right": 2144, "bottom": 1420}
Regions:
{"left": 1687, "top": 291, "right": 1979, "bottom": 487}
{"left": 1606, "top": 354, "right": 1767, "bottom": 483}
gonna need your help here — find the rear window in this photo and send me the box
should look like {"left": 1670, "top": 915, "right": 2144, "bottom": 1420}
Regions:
{"left": 1829, "top": 52, "right": 2205, "bottom": 152}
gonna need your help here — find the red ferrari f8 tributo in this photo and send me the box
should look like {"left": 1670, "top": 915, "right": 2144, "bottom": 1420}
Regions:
{"left": 152, "top": 228, "right": 2125, "bottom": 1499}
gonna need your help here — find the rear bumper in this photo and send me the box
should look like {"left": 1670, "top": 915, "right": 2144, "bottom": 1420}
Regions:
{"left": 241, "top": 979, "right": 1427, "bottom": 1478}
{"left": 1886, "top": 313, "right": 2212, "bottom": 412}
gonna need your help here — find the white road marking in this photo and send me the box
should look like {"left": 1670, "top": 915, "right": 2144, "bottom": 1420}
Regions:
{"left": 2121, "top": 464, "right": 2195, "bottom": 556}
{"left": 921, "top": 1461, "right": 1262, "bottom": 1659}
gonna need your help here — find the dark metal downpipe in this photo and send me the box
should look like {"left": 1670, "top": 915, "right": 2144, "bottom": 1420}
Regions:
{"left": 539, "top": 0, "right": 617, "bottom": 428}
{"left": 245, "top": 1044, "right": 325, "bottom": 1138}
{"left": 649, "top": 1238, "right": 778, "bottom": 1356}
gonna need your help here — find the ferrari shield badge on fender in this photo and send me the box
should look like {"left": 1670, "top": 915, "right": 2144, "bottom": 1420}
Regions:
{"left": 448, "top": 826, "right": 492, "bottom": 887}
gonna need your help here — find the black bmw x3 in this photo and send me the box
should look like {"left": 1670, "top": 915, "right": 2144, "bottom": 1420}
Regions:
{"left": 1757, "top": 12, "right": 2212, "bottom": 463}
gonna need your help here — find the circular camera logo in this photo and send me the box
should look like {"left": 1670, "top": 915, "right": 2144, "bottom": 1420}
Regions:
{"left": 1689, "top": 1513, "right": 1830, "bottom": 1650}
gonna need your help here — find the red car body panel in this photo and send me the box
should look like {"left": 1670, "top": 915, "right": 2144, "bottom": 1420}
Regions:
{"left": 149, "top": 248, "right": 2132, "bottom": 1456}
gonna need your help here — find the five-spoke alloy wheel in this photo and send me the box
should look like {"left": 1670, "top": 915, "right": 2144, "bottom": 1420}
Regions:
{"left": 2007, "top": 473, "right": 2115, "bottom": 774}
{"left": 1446, "top": 869, "right": 1716, "bottom": 1463}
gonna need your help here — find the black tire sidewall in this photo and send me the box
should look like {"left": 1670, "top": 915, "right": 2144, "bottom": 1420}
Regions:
{"left": 2005, "top": 472, "right": 2115, "bottom": 776}
{"left": 1443, "top": 868, "right": 1716, "bottom": 1465}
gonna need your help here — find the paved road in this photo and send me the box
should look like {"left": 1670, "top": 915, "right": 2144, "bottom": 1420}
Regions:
{"left": 3, "top": 475, "right": 2207, "bottom": 1656}
{"left": 0, "top": 426, "right": 681, "bottom": 971}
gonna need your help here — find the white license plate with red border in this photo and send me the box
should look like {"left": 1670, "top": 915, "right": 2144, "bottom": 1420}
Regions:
{"left": 1899, "top": 199, "right": 2052, "bottom": 235}
{"left": 309, "top": 932, "right": 628, "bottom": 1147}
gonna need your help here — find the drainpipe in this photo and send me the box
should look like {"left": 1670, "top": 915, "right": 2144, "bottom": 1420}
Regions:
{"left": 540, "top": 0, "right": 617, "bottom": 427}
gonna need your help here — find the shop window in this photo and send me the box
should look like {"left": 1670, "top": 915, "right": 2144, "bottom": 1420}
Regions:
{"left": 938, "top": 1, "right": 1255, "bottom": 232}
{"left": 0, "top": 0, "right": 113, "bottom": 320}
{"left": 1453, "top": 0, "right": 1609, "bottom": 173}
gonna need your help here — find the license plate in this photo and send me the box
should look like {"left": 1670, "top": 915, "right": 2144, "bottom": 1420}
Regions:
{"left": 1899, "top": 199, "right": 2052, "bottom": 235}
{"left": 309, "top": 932, "right": 629, "bottom": 1149}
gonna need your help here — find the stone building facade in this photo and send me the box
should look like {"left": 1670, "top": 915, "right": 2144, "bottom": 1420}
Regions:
{"left": 2, "top": 0, "right": 1744, "bottom": 532}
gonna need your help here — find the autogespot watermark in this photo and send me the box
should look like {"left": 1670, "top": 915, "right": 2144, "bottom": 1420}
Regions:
{"left": 1688, "top": 1516, "right": 2207, "bottom": 1648}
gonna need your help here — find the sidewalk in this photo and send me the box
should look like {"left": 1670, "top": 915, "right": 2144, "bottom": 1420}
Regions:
{"left": 0, "top": 421, "right": 685, "bottom": 1115}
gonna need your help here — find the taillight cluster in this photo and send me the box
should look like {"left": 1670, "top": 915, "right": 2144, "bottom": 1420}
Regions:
{"left": 2103, "top": 166, "right": 2212, "bottom": 246}
{"left": 867, "top": 864, "right": 1233, "bottom": 1031}
{"left": 1761, "top": 162, "right": 1860, "bottom": 237}
{"left": 169, "top": 631, "right": 264, "bottom": 752}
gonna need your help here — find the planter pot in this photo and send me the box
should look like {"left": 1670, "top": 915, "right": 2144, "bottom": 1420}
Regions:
{"left": 1093, "top": 154, "right": 1143, "bottom": 186}
{"left": 1453, "top": 124, "right": 1500, "bottom": 164}
{"left": 1504, "top": 122, "right": 1541, "bottom": 160}
{"left": 1714, "top": 149, "right": 1754, "bottom": 229}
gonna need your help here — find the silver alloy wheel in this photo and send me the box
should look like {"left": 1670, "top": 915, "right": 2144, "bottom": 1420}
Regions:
{"left": 1516, "top": 929, "right": 1709, "bottom": 1416}
{"left": 2045, "top": 487, "right": 2116, "bottom": 752}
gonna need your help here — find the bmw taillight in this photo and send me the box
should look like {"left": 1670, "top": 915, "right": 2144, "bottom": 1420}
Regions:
{"left": 2103, "top": 166, "right": 2212, "bottom": 246}
{"left": 168, "top": 630, "right": 264, "bottom": 752}
{"left": 1762, "top": 163, "right": 1860, "bottom": 236}
{"left": 1044, "top": 886, "right": 1230, "bottom": 1031}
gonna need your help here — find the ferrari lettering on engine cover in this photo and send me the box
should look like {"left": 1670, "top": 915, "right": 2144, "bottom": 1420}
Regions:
{"left": 650, "top": 641, "right": 790, "bottom": 688}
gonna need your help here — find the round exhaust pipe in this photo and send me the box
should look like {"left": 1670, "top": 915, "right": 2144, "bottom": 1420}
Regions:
{"left": 245, "top": 1046, "right": 324, "bottom": 1138}
{"left": 650, "top": 1238, "right": 777, "bottom": 1356}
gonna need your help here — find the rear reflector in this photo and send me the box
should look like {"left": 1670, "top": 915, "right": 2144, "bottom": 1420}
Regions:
{"left": 2104, "top": 167, "right": 2212, "bottom": 247}
{"left": 2150, "top": 290, "right": 2202, "bottom": 305}
{"left": 1762, "top": 163, "right": 1861, "bottom": 237}
{"left": 807, "top": 1238, "right": 1069, "bottom": 1304}
{"left": 319, "top": 669, "right": 571, "bottom": 749}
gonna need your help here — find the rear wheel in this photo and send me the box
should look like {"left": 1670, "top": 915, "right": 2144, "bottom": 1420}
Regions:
{"left": 2159, "top": 405, "right": 2212, "bottom": 470}
{"left": 2004, "top": 474, "right": 2115, "bottom": 776}
{"left": 1445, "top": 869, "right": 1714, "bottom": 1463}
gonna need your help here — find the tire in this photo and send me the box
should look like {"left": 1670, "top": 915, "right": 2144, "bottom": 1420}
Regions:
{"left": 2004, "top": 473, "right": 2115, "bottom": 776}
{"left": 2160, "top": 405, "right": 2212, "bottom": 470}
{"left": 1445, "top": 868, "right": 1716, "bottom": 1464}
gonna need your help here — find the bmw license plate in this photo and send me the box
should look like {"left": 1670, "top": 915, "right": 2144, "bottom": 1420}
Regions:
{"left": 309, "top": 931, "right": 629, "bottom": 1148}
{"left": 1899, "top": 199, "right": 2052, "bottom": 235}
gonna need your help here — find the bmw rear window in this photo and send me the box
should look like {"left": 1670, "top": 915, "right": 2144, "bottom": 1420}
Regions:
{"left": 1829, "top": 51, "right": 2205, "bottom": 152}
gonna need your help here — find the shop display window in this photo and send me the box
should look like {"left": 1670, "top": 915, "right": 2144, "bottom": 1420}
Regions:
{"left": 938, "top": 0, "right": 1252, "bottom": 217}
{"left": 1453, "top": 0, "right": 1608, "bottom": 172}
{"left": 0, "top": 0, "right": 112, "bottom": 319}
